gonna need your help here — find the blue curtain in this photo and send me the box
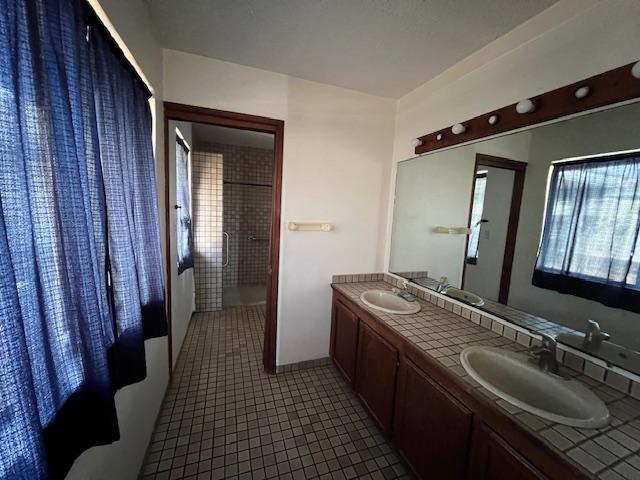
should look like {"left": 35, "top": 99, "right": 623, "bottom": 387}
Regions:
{"left": 0, "top": 0, "right": 166, "bottom": 478}
{"left": 533, "top": 153, "right": 640, "bottom": 313}
{"left": 89, "top": 19, "right": 167, "bottom": 388}
{"left": 176, "top": 136, "right": 194, "bottom": 274}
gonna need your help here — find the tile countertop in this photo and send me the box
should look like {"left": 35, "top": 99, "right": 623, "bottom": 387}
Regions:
{"left": 332, "top": 281, "right": 640, "bottom": 480}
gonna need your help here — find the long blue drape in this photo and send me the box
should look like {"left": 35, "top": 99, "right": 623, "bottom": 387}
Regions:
{"left": 0, "top": 0, "right": 166, "bottom": 478}
{"left": 89, "top": 17, "right": 166, "bottom": 388}
{"left": 533, "top": 153, "right": 640, "bottom": 313}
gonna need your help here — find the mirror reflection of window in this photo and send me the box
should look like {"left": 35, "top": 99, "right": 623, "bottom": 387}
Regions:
{"left": 534, "top": 149, "right": 640, "bottom": 313}
{"left": 467, "top": 171, "right": 487, "bottom": 264}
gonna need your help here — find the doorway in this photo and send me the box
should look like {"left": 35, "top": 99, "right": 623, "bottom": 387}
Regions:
{"left": 462, "top": 154, "right": 526, "bottom": 304}
{"left": 164, "top": 103, "right": 284, "bottom": 374}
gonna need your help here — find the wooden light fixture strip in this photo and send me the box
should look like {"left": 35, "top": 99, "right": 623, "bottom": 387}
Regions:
{"left": 414, "top": 61, "right": 640, "bottom": 155}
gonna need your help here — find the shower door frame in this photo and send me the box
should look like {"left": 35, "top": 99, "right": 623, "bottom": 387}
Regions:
{"left": 163, "top": 102, "right": 284, "bottom": 374}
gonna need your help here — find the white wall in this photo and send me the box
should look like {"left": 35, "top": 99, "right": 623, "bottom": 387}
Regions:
{"left": 163, "top": 50, "right": 396, "bottom": 365}
{"left": 67, "top": 1, "right": 168, "bottom": 479}
{"left": 168, "top": 120, "right": 196, "bottom": 365}
{"left": 387, "top": 0, "right": 640, "bottom": 268}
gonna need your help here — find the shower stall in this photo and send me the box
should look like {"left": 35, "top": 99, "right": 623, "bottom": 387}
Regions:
{"left": 191, "top": 129, "right": 274, "bottom": 311}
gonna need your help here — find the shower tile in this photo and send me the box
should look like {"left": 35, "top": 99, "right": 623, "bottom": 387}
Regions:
{"left": 192, "top": 151, "right": 224, "bottom": 311}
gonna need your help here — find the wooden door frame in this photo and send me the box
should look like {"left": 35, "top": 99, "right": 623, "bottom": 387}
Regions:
{"left": 163, "top": 102, "right": 284, "bottom": 374}
{"left": 461, "top": 153, "right": 526, "bottom": 304}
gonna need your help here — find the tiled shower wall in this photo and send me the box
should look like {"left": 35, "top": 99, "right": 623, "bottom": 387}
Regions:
{"left": 199, "top": 142, "right": 274, "bottom": 288}
{"left": 192, "top": 151, "right": 223, "bottom": 311}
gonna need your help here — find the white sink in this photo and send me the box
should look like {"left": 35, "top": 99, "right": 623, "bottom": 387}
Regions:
{"left": 460, "top": 346, "right": 609, "bottom": 428}
{"left": 360, "top": 290, "right": 421, "bottom": 315}
{"left": 445, "top": 287, "right": 484, "bottom": 306}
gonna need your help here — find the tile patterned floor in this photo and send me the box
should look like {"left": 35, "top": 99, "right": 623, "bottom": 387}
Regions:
{"left": 140, "top": 306, "right": 412, "bottom": 479}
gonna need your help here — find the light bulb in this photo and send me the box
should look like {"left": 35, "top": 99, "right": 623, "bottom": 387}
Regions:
{"left": 451, "top": 123, "right": 466, "bottom": 135}
{"left": 516, "top": 99, "right": 535, "bottom": 114}
{"left": 574, "top": 86, "right": 590, "bottom": 99}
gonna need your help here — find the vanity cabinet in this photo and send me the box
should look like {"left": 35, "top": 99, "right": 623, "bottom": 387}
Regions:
{"left": 468, "top": 421, "right": 547, "bottom": 480}
{"left": 330, "top": 299, "right": 360, "bottom": 385}
{"left": 355, "top": 322, "right": 399, "bottom": 436}
{"left": 394, "top": 358, "right": 473, "bottom": 479}
{"left": 330, "top": 289, "right": 591, "bottom": 480}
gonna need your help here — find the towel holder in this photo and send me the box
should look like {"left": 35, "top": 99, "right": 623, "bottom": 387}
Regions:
{"left": 288, "top": 222, "right": 333, "bottom": 232}
{"left": 433, "top": 226, "right": 471, "bottom": 235}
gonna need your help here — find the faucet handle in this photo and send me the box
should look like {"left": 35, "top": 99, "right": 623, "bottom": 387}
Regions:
{"left": 529, "top": 332, "right": 560, "bottom": 374}
{"left": 538, "top": 332, "right": 557, "bottom": 347}
{"left": 587, "top": 319, "right": 610, "bottom": 340}
{"left": 529, "top": 332, "right": 556, "bottom": 356}
{"left": 401, "top": 279, "right": 409, "bottom": 290}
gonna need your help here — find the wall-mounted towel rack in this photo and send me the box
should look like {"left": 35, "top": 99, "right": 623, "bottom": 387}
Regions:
{"left": 288, "top": 222, "right": 333, "bottom": 232}
{"left": 433, "top": 226, "right": 471, "bottom": 235}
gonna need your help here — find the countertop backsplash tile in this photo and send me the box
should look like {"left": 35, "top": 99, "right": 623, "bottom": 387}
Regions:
{"left": 331, "top": 272, "right": 640, "bottom": 395}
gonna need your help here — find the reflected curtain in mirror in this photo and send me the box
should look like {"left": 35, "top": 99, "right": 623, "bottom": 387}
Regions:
{"left": 533, "top": 151, "right": 640, "bottom": 313}
{"left": 176, "top": 134, "right": 194, "bottom": 274}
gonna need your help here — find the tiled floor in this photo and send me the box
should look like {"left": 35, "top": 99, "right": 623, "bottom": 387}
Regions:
{"left": 140, "top": 305, "right": 412, "bottom": 479}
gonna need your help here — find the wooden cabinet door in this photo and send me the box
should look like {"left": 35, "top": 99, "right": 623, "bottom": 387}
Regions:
{"left": 469, "top": 422, "right": 547, "bottom": 480}
{"left": 355, "top": 322, "right": 399, "bottom": 435}
{"left": 394, "top": 358, "right": 473, "bottom": 480}
{"left": 330, "top": 299, "right": 360, "bottom": 385}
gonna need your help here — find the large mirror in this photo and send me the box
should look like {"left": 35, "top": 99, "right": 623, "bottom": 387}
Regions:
{"left": 390, "top": 101, "right": 640, "bottom": 373}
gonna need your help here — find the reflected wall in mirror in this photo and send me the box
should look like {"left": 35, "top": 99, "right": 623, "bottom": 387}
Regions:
{"left": 390, "top": 101, "right": 640, "bottom": 372}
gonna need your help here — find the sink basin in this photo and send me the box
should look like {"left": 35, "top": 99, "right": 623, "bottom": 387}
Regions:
{"left": 445, "top": 287, "right": 485, "bottom": 306}
{"left": 359, "top": 290, "right": 421, "bottom": 315}
{"left": 460, "top": 346, "right": 609, "bottom": 428}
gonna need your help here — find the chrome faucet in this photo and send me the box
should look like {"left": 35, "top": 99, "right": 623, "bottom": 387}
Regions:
{"left": 584, "top": 320, "right": 610, "bottom": 347}
{"left": 392, "top": 279, "right": 417, "bottom": 302}
{"left": 529, "top": 332, "right": 560, "bottom": 375}
{"left": 435, "top": 276, "right": 450, "bottom": 293}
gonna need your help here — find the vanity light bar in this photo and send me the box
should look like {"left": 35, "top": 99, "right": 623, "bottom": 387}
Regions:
{"left": 414, "top": 60, "right": 640, "bottom": 155}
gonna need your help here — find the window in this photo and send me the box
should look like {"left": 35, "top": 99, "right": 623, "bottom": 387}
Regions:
{"left": 533, "top": 151, "right": 640, "bottom": 313}
{"left": 467, "top": 172, "right": 487, "bottom": 264}
{"left": 176, "top": 131, "right": 194, "bottom": 274}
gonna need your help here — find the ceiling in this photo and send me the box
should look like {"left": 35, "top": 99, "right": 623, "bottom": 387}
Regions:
{"left": 146, "top": 0, "right": 557, "bottom": 98}
{"left": 192, "top": 123, "right": 274, "bottom": 150}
